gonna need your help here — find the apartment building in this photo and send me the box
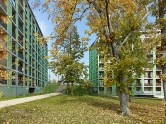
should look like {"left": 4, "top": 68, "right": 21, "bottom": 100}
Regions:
{"left": 0, "top": 0, "right": 48, "bottom": 96}
{"left": 89, "top": 34, "right": 164, "bottom": 98}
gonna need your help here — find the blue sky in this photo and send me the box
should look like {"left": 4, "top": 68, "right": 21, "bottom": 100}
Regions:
{"left": 28, "top": 1, "right": 96, "bottom": 81}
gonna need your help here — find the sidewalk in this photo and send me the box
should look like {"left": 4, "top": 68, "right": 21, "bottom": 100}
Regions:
{"left": 0, "top": 93, "right": 62, "bottom": 109}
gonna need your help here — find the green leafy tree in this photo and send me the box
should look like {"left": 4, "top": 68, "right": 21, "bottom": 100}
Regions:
{"left": 49, "top": 25, "right": 90, "bottom": 95}
{"left": 33, "top": 0, "right": 159, "bottom": 115}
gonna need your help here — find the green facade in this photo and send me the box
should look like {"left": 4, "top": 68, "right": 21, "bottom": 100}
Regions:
{"left": 89, "top": 38, "right": 164, "bottom": 98}
{"left": 0, "top": 0, "right": 48, "bottom": 96}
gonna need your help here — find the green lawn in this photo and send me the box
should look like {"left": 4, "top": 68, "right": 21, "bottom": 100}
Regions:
{"left": 0, "top": 94, "right": 164, "bottom": 123}
{"left": 0, "top": 83, "right": 59, "bottom": 101}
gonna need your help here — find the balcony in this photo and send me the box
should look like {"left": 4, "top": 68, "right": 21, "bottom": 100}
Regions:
{"left": 156, "top": 91, "right": 161, "bottom": 95}
{"left": 18, "top": 80, "right": 23, "bottom": 86}
{"left": 12, "top": 79, "right": 15, "bottom": 85}
{"left": 25, "top": 69, "right": 27, "bottom": 74}
{"left": 25, "top": 22, "right": 27, "bottom": 27}
{"left": 0, "top": 0, "right": 7, "bottom": 12}
{"left": 25, "top": 58, "right": 27, "bottom": 62}
{"left": 29, "top": 38, "right": 31, "bottom": 44}
{"left": 0, "top": 17, "right": 7, "bottom": 30}
{"left": 12, "top": 17, "right": 16, "bottom": 24}
{"left": 25, "top": 34, "right": 27, "bottom": 39}
{"left": 19, "top": 12, "right": 23, "bottom": 20}
{"left": 25, "top": 81, "right": 27, "bottom": 86}
{"left": 25, "top": 9, "right": 27, "bottom": 15}
{"left": 12, "top": 32, "right": 16, "bottom": 39}
{"left": 0, "top": 57, "right": 7, "bottom": 66}
{"left": 136, "top": 91, "right": 141, "bottom": 94}
{"left": 12, "top": 65, "right": 16, "bottom": 70}
{"left": 19, "top": 0, "right": 23, "bottom": 7}
{"left": 0, "top": 37, "right": 6, "bottom": 47}
{"left": 156, "top": 83, "right": 161, "bottom": 86}
{"left": 19, "top": 24, "right": 23, "bottom": 33}
{"left": 136, "top": 83, "right": 141, "bottom": 86}
{"left": 144, "top": 83, "right": 153, "bottom": 86}
{"left": 18, "top": 66, "right": 23, "bottom": 73}
{"left": 18, "top": 52, "right": 23, "bottom": 60}
{"left": 144, "top": 91, "right": 153, "bottom": 95}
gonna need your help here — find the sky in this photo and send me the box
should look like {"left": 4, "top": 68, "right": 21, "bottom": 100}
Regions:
{"left": 28, "top": 1, "right": 96, "bottom": 81}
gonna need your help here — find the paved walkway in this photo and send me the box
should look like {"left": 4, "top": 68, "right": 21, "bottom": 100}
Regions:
{"left": 0, "top": 93, "right": 62, "bottom": 109}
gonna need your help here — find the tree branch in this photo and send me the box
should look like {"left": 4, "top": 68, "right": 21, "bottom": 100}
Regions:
{"left": 118, "top": 6, "right": 154, "bottom": 50}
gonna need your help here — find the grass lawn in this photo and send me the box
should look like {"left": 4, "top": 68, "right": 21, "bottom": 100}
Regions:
{"left": 0, "top": 83, "right": 59, "bottom": 101}
{"left": 0, "top": 94, "right": 164, "bottom": 123}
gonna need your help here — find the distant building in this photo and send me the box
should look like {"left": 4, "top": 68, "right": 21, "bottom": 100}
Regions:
{"left": 0, "top": 0, "right": 48, "bottom": 96}
{"left": 89, "top": 32, "right": 163, "bottom": 98}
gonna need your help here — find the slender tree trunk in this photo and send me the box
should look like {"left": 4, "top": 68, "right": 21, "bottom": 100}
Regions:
{"left": 127, "top": 94, "right": 131, "bottom": 102}
{"left": 71, "top": 82, "right": 74, "bottom": 95}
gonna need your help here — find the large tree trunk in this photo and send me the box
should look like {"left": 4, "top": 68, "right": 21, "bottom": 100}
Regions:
{"left": 119, "top": 90, "right": 131, "bottom": 116}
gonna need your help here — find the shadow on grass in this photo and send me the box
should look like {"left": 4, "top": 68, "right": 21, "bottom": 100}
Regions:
{"left": 58, "top": 94, "right": 122, "bottom": 114}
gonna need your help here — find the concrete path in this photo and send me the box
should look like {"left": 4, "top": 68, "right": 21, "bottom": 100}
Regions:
{"left": 0, "top": 93, "right": 62, "bottom": 109}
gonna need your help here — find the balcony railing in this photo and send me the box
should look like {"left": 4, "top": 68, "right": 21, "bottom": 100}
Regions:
{"left": 0, "top": 0, "right": 7, "bottom": 12}
{"left": 144, "top": 83, "right": 153, "bottom": 86}
{"left": 144, "top": 91, "right": 153, "bottom": 95}
{"left": 136, "top": 91, "right": 141, "bottom": 94}
{"left": 156, "top": 91, "right": 161, "bottom": 95}
{"left": 0, "top": 17, "right": 7, "bottom": 30}
{"left": 156, "top": 83, "right": 161, "bottom": 86}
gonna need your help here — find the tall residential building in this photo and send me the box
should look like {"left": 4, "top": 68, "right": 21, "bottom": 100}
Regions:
{"left": 0, "top": 0, "right": 48, "bottom": 96}
{"left": 89, "top": 34, "right": 163, "bottom": 98}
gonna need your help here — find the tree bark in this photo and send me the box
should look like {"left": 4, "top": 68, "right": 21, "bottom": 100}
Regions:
{"left": 119, "top": 90, "right": 131, "bottom": 116}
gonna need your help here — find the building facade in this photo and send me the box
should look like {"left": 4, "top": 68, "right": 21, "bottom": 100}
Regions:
{"left": 89, "top": 36, "right": 164, "bottom": 98}
{"left": 0, "top": 0, "right": 48, "bottom": 96}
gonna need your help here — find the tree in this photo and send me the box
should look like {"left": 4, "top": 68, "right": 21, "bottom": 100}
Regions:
{"left": 151, "top": 0, "right": 166, "bottom": 120}
{"left": 33, "top": 0, "right": 159, "bottom": 115}
{"left": 49, "top": 25, "right": 89, "bottom": 95}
